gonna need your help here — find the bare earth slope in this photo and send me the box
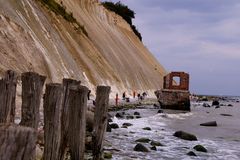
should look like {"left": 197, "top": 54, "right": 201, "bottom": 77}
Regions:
{"left": 0, "top": 0, "right": 167, "bottom": 96}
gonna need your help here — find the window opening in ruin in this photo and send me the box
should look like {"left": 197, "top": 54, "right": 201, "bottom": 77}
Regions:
{"left": 173, "top": 76, "right": 180, "bottom": 86}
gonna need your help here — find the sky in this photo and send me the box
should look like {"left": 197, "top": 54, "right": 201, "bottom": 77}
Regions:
{"left": 107, "top": 0, "right": 240, "bottom": 96}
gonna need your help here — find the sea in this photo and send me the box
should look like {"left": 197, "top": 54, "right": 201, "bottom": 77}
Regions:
{"left": 105, "top": 97, "right": 240, "bottom": 160}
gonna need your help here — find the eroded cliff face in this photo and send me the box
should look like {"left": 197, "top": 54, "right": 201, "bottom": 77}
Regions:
{"left": 0, "top": 0, "right": 167, "bottom": 97}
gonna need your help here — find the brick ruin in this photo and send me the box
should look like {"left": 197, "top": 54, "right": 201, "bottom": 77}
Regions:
{"left": 155, "top": 72, "right": 191, "bottom": 111}
{"left": 163, "top": 72, "right": 189, "bottom": 91}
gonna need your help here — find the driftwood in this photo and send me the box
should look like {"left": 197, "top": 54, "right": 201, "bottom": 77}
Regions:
{"left": 0, "top": 124, "right": 37, "bottom": 160}
{"left": 92, "top": 86, "right": 111, "bottom": 160}
{"left": 59, "top": 78, "right": 80, "bottom": 159}
{"left": 68, "top": 85, "right": 88, "bottom": 160}
{"left": 20, "top": 72, "right": 46, "bottom": 129}
{"left": 0, "top": 70, "right": 17, "bottom": 123}
{"left": 43, "top": 83, "right": 63, "bottom": 160}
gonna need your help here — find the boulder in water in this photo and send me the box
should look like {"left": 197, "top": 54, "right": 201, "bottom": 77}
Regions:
{"left": 142, "top": 127, "right": 151, "bottom": 131}
{"left": 110, "top": 123, "right": 119, "bottom": 129}
{"left": 150, "top": 140, "right": 163, "bottom": 146}
{"left": 173, "top": 131, "right": 198, "bottom": 141}
{"left": 126, "top": 115, "right": 134, "bottom": 119}
{"left": 220, "top": 113, "right": 232, "bottom": 117}
{"left": 135, "top": 115, "right": 142, "bottom": 119}
{"left": 103, "top": 152, "right": 112, "bottom": 159}
{"left": 135, "top": 138, "right": 151, "bottom": 143}
{"left": 200, "top": 121, "right": 217, "bottom": 127}
{"left": 134, "top": 112, "right": 140, "bottom": 115}
{"left": 115, "top": 112, "right": 124, "bottom": 118}
{"left": 122, "top": 123, "right": 133, "bottom": 127}
{"left": 193, "top": 145, "right": 207, "bottom": 152}
{"left": 187, "top": 151, "right": 197, "bottom": 156}
{"left": 203, "top": 103, "right": 210, "bottom": 107}
{"left": 212, "top": 100, "right": 219, "bottom": 106}
{"left": 150, "top": 146, "right": 157, "bottom": 151}
{"left": 134, "top": 143, "right": 149, "bottom": 152}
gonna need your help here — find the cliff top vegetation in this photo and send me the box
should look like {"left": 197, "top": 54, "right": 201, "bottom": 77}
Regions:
{"left": 102, "top": 1, "right": 142, "bottom": 41}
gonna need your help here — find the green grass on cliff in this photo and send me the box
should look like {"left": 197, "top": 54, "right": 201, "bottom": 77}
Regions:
{"left": 39, "top": 0, "right": 88, "bottom": 36}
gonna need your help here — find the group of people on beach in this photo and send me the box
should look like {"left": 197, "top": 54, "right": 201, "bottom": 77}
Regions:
{"left": 113, "top": 91, "right": 148, "bottom": 106}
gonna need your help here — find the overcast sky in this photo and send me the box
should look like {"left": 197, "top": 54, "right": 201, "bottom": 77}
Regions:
{"left": 107, "top": 0, "right": 240, "bottom": 96}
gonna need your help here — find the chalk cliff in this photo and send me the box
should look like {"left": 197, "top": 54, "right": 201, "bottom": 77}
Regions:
{"left": 0, "top": 0, "right": 167, "bottom": 96}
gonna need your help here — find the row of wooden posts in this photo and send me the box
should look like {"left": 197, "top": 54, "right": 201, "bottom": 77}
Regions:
{"left": 0, "top": 70, "right": 111, "bottom": 160}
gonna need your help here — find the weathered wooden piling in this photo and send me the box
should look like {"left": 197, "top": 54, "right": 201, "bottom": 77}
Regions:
{"left": 68, "top": 85, "right": 88, "bottom": 160}
{"left": 92, "top": 86, "right": 111, "bottom": 160}
{"left": 43, "top": 83, "right": 63, "bottom": 160}
{"left": 0, "top": 70, "right": 17, "bottom": 123}
{"left": 0, "top": 124, "right": 37, "bottom": 160}
{"left": 20, "top": 72, "right": 46, "bottom": 129}
{"left": 59, "top": 79, "right": 80, "bottom": 159}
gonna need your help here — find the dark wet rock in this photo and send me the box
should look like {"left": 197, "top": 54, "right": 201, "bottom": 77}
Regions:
{"left": 158, "top": 109, "right": 164, "bottom": 113}
{"left": 206, "top": 111, "right": 210, "bottom": 114}
{"left": 201, "top": 97, "right": 208, "bottom": 101}
{"left": 134, "top": 112, "right": 140, "bottom": 115}
{"left": 215, "top": 106, "right": 220, "bottom": 109}
{"left": 126, "top": 115, "right": 134, "bottom": 119}
{"left": 150, "top": 146, "right": 157, "bottom": 151}
{"left": 104, "top": 151, "right": 112, "bottom": 159}
{"left": 142, "top": 127, "right": 151, "bottom": 131}
{"left": 200, "top": 121, "right": 217, "bottom": 127}
{"left": 212, "top": 100, "right": 219, "bottom": 106}
{"left": 228, "top": 104, "right": 233, "bottom": 107}
{"left": 121, "top": 125, "right": 128, "bottom": 128}
{"left": 203, "top": 103, "right": 211, "bottom": 107}
{"left": 153, "top": 103, "right": 160, "bottom": 108}
{"left": 135, "top": 138, "right": 151, "bottom": 143}
{"left": 135, "top": 115, "right": 142, "bottom": 119}
{"left": 236, "top": 100, "right": 239, "bottom": 103}
{"left": 187, "top": 151, "right": 197, "bottom": 156}
{"left": 106, "top": 123, "right": 112, "bottom": 132}
{"left": 108, "top": 118, "right": 113, "bottom": 122}
{"left": 193, "top": 145, "right": 207, "bottom": 152}
{"left": 220, "top": 113, "right": 232, "bottom": 117}
{"left": 173, "top": 131, "right": 198, "bottom": 141}
{"left": 134, "top": 143, "right": 149, "bottom": 152}
{"left": 110, "top": 123, "right": 119, "bottom": 129}
{"left": 150, "top": 140, "right": 163, "bottom": 146}
{"left": 115, "top": 113, "right": 124, "bottom": 118}
{"left": 122, "top": 123, "right": 133, "bottom": 127}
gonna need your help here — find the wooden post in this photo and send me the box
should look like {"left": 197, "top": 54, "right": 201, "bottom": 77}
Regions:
{"left": 0, "top": 70, "right": 17, "bottom": 123}
{"left": 92, "top": 86, "right": 111, "bottom": 160}
{"left": 20, "top": 72, "right": 46, "bottom": 129}
{"left": 68, "top": 85, "right": 88, "bottom": 160}
{"left": 0, "top": 124, "right": 37, "bottom": 160}
{"left": 59, "top": 79, "right": 80, "bottom": 160}
{"left": 43, "top": 83, "right": 63, "bottom": 160}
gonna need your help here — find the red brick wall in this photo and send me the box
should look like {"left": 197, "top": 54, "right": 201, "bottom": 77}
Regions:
{"left": 163, "top": 72, "right": 189, "bottom": 90}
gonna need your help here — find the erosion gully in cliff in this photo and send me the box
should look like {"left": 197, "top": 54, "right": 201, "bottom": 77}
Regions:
{"left": 0, "top": 70, "right": 110, "bottom": 160}
{"left": 155, "top": 72, "right": 191, "bottom": 111}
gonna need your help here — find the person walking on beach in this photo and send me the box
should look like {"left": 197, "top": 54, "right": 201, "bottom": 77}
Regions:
{"left": 122, "top": 92, "right": 126, "bottom": 100}
{"left": 115, "top": 93, "right": 119, "bottom": 106}
{"left": 137, "top": 93, "right": 141, "bottom": 100}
